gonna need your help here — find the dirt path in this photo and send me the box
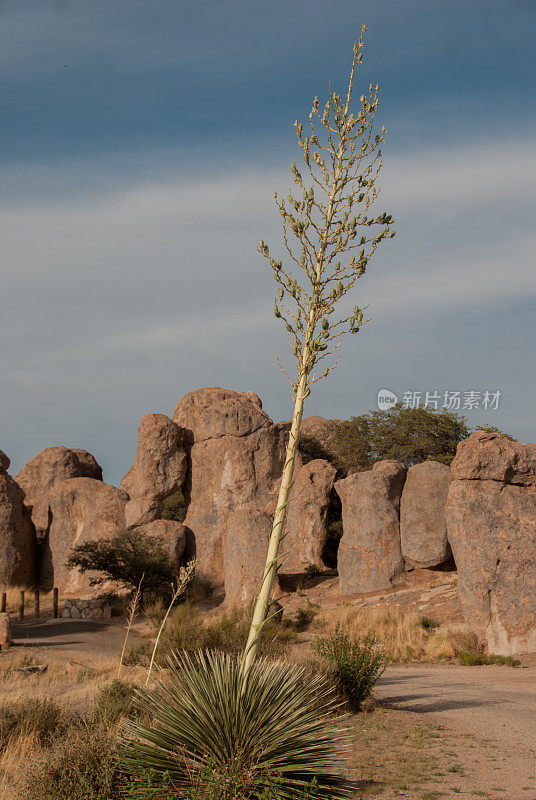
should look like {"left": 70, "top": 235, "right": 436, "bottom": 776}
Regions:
{"left": 372, "top": 664, "right": 536, "bottom": 799}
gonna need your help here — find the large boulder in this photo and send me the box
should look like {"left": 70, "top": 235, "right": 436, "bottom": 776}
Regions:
{"left": 133, "top": 519, "right": 186, "bottom": 572}
{"left": 41, "top": 478, "right": 128, "bottom": 594}
{"left": 0, "top": 451, "right": 36, "bottom": 587}
{"left": 400, "top": 461, "right": 452, "bottom": 568}
{"left": 280, "top": 459, "right": 337, "bottom": 574}
{"left": 120, "top": 414, "right": 188, "bottom": 527}
{"left": 335, "top": 460, "right": 406, "bottom": 594}
{"left": 450, "top": 430, "right": 536, "bottom": 485}
{"left": 446, "top": 432, "right": 536, "bottom": 654}
{"left": 16, "top": 446, "right": 103, "bottom": 534}
{"left": 173, "top": 387, "right": 291, "bottom": 604}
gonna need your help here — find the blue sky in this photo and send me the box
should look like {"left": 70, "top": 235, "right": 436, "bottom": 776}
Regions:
{"left": 1, "top": 0, "right": 535, "bottom": 485}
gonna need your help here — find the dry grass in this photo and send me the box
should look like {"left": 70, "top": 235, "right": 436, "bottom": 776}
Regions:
{"left": 317, "top": 604, "right": 481, "bottom": 663}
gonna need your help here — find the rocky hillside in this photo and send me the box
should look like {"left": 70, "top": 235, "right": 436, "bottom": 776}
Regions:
{"left": 1, "top": 386, "right": 535, "bottom": 655}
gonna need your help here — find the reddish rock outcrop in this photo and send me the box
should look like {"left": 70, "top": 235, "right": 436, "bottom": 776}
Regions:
{"left": 400, "top": 461, "right": 452, "bottom": 569}
{"left": 0, "top": 450, "right": 10, "bottom": 474}
{"left": 16, "top": 446, "right": 103, "bottom": 533}
{"left": 300, "top": 416, "right": 339, "bottom": 453}
{"left": 42, "top": 478, "right": 128, "bottom": 594}
{"left": 450, "top": 430, "right": 536, "bottom": 485}
{"left": 446, "top": 432, "right": 536, "bottom": 654}
{"left": 335, "top": 460, "right": 406, "bottom": 594}
{"left": 280, "top": 459, "right": 337, "bottom": 574}
{"left": 133, "top": 519, "right": 186, "bottom": 571}
{"left": 120, "top": 414, "right": 187, "bottom": 527}
{"left": 172, "top": 387, "right": 292, "bottom": 604}
{"left": 0, "top": 458, "right": 36, "bottom": 587}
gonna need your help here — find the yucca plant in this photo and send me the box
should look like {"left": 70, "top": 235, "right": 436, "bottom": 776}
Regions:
{"left": 119, "top": 651, "right": 353, "bottom": 799}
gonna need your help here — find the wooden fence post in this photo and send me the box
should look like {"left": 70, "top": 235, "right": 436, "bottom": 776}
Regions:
{"left": 34, "top": 589, "right": 40, "bottom": 618}
{"left": 19, "top": 590, "right": 24, "bottom": 621}
{"left": 53, "top": 588, "right": 59, "bottom": 619}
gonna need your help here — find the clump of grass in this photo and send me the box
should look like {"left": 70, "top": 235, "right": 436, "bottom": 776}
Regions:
{"left": 319, "top": 605, "right": 488, "bottom": 663}
{"left": 0, "top": 699, "right": 74, "bottom": 752}
{"left": 93, "top": 680, "right": 136, "bottom": 724}
{"left": 126, "top": 603, "right": 298, "bottom": 667}
{"left": 457, "top": 652, "right": 520, "bottom": 667}
{"left": 420, "top": 616, "right": 438, "bottom": 632}
{"left": 313, "top": 625, "right": 385, "bottom": 711}
{"left": 17, "top": 722, "right": 120, "bottom": 800}
{"left": 295, "top": 601, "right": 319, "bottom": 632}
{"left": 304, "top": 563, "right": 322, "bottom": 578}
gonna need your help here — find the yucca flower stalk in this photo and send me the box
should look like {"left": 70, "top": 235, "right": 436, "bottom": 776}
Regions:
{"left": 244, "top": 25, "right": 395, "bottom": 669}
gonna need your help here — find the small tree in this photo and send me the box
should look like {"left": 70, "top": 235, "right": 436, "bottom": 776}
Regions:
{"left": 244, "top": 26, "right": 395, "bottom": 668}
{"left": 333, "top": 404, "right": 471, "bottom": 470}
{"left": 65, "top": 527, "right": 176, "bottom": 601}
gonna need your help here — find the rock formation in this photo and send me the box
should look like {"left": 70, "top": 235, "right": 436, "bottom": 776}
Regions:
{"left": 0, "top": 450, "right": 36, "bottom": 587}
{"left": 280, "top": 459, "right": 337, "bottom": 574}
{"left": 133, "top": 519, "right": 186, "bottom": 571}
{"left": 446, "top": 431, "right": 536, "bottom": 655}
{"left": 120, "top": 413, "right": 187, "bottom": 527}
{"left": 400, "top": 460, "right": 452, "bottom": 568}
{"left": 335, "top": 460, "right": 406, "bottom": 594}
{"left": 173, "top": 387, "right": 292, "bottom": 604}
{"left": 42, "top": 478, "right": 128, "bottom": 594}
{"left": 16, "top": 446, "right": 103, "bottom": 534}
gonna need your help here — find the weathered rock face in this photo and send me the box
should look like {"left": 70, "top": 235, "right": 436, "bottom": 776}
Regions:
{"left": 42, "top": 478, "right": 128, "bottom": 594}
{"left": 280, "top": 459, "right": 337, "bottom": 574}
{"left": 133, "top": 519, "right": 186, "bottom": 572}
{"left": 0, "top": 450, "right": 10, "bottom": 474}
{"left": 450, "top": 430, "right": 536, "bottom": 485}
{"left": 0, "top": 467, "right": 36, "bottom": 587}
{"left": 300, "top": 416, "right": 339, "bottom": 453}
{"left": 335, "top": 460, "right": 406, "bottom": 594}
{"left": 120, "top": 414, "right": 187, "bottom": 527}
{"left": 173, "top": 387, "right": 292, "bottom": 604}
{"left": 446, "top": 432, "right": 536, "bottom": 655}
{"left": 400, "top": 461, "right": 452, "bottom": 569}
{"left": 16, "top": 446, "right": 103, "bottom": 533}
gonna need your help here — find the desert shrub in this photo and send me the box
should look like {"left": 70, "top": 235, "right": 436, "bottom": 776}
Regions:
{"left": 304, "top": 563, "right": 322, "bottom": 577}
{"left": 17, "top": 722, "right": 121, "bottom": 800}
{"left": 161, "top": 490, "right": 188, "bottom": 523}
{"left": 456, "top": 652, "right": 520, "bottom": 667}
{"left": 419, "top": 616, "right": 438, "bottom": 632}
{"left": 295, "top": 602, "right": 319, "bottom": 632}
{"left": 313, "top": 625, "right": 385, "bottom": 711}
{"left": 66, "top": 527, "right": 176, "bottom": 600}
{"left": 94, "top": 680, "right": 136, "bottom": 724}
{"left": 127, "top": 604, "right": 298, "bottom": 667}
{"left": 119, "top": 651, "right": 351, "bottom": 799}
{"left": 0, "top": 699, "right": 74, "bottom": 752}
{"left": 128, "top": 764, "right": 320, "bottom": 799}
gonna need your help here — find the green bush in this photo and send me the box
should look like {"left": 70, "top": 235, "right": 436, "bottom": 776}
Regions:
{"left": 17, "top": 722, "right": 121, "bottom": 800}
{"left": 313, "top": 625, "right": 385, "bottom": 711}
{"left": 0, "top": 699, "right": 73, "bottom": 752}
{"left": 456, "top": 652, "right": 520, "bottom": 667}
{"left": 295, "top": 602, "right": 318, "bottom": 632}
{"left": 119, "top": 651, "right": 352, "bottom": 799}
{"left": 161, "top": 490, "right": 188, "bottom": 523}
{"left": 94, "top": 680, "right": 136, "bottom": 724}
{"left": 419, "top": 616, "right": 438, "bottom": 632}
